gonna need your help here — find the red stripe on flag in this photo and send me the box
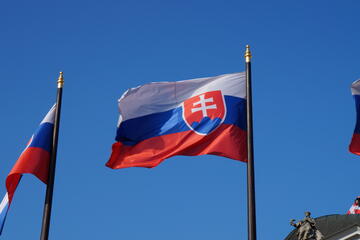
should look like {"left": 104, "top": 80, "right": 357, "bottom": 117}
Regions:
{"left": 106, "top": 124, "right": 247, "bottom": 169}
{"left": 350, "top": 133, "right": 360, "bottom": 155}
{"left": 6, "top": 147, "right": 50, "bottom": 202}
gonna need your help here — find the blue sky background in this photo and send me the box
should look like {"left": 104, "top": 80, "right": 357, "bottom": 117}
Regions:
{"left": 1, "top": 0, "right": 360, "bottom": 239}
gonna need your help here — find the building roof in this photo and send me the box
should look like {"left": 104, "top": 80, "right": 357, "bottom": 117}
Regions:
{"left": 284, "top": 214, "right": 360, "bottom": 240}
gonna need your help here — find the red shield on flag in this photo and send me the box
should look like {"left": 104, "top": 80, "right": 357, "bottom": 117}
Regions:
{"left": 182, "top": 90, "right": 226, "bottom": 135}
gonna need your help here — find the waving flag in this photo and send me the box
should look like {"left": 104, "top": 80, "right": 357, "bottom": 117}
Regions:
{"left": 347, "top": 196, "right": 360, "bottom": 214}
{"left": 347, "top": 204, "right": 360, "bottom": 214}
{"left": 106, "top": 72, "right": 247, "bottom": 169}
{"left": 0, "top": 105, "right": 55, "bottom": 234}
{"left": 350, "top": 80, "right": 360, "bottom": 155}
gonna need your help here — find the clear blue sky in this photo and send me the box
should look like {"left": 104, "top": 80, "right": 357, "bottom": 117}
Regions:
{"left": 0, "top": 0, "right": 360, "bottom": 239}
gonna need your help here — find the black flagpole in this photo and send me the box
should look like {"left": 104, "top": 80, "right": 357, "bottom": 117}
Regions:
{"left": 40, "top": 72, "right": 64, "bottom": 240}
{"left": 245, "top": 45, "right": 257, "bottom": 240}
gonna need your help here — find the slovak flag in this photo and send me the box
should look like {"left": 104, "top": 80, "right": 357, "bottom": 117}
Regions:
{"left": 106, "top": 72, "right": 247, "bottom": 169}
{"left": 0, "top": 105, "right": 55, "bottom": 234}
{"left": 349, "top": 79, "right": 360, "bottom": 155}
{"left": 347, "top": 205, "right": 360, "bottom": 214}
{"left": 347, "top": 196, "right": 360, "bottom": 214}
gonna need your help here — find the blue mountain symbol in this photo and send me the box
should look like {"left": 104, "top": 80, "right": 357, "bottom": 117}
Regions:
{"left": 190, "top": 117, "right": 222, "bottom": 134}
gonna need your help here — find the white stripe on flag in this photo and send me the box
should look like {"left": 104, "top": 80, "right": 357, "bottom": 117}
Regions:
{"left": 0, "top": 194, "right": 8, "bottom": 213}
{"left": 118, "top": 72, "right": 246, "bottom": 123}
{"left": 351, "top": 79, "right": 360, "bottom": 95}
{"left": 40, "top": 104, "right": 56, "bottom": 124}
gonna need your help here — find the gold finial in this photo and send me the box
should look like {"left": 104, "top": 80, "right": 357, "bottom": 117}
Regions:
{"left": 57, "top": 72, "right": 64, "bottom": 88}
{"left": 245, "top": 45, "right": 252, "bottom": 63}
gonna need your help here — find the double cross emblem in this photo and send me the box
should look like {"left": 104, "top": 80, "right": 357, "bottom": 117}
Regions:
{"left": 182, "top": 90, "right": 226, "bottom": 135}
{"left": 191, "top": 94, "right": 217, "bottom": 118}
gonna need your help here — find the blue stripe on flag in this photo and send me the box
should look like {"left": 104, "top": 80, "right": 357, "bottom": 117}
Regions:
{"left": 28, "top": 122, "right": 54, "bottom": 152}
{"left": 116, "top": 95, "right": 246, "bottom": 145}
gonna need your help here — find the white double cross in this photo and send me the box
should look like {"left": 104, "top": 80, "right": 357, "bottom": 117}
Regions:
{"left": 191, "top": 94, "right": 217, "bottom": 117}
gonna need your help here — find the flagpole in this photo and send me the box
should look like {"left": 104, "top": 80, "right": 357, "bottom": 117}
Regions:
{"left": 245, "top": 45, "right": 257, "bottom": 240}
{"left": 40, "top": 72, "right": 64, "bottom": 240}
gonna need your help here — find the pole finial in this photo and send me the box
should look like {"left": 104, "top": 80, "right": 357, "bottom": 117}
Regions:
{"left": 245, "top": 45, "right": 252, "bottom": 63}
{"left": 57, "top": 72, "right": 64, "bottom": 88}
